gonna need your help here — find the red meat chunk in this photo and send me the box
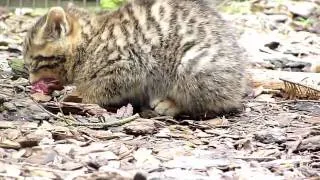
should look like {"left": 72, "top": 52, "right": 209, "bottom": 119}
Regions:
{"left": 31, "top": 78, "right": 63, "bottom": 94}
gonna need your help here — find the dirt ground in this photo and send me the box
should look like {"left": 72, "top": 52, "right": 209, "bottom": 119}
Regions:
{"left": 0, "top": 1, "right": 320, "bottom": 179}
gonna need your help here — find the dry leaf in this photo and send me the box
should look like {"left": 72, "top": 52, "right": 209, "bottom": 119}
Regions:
{"left": 205, "top": 117, "right": 229, "bottom": 127}
{"left": 250, "top": 86, "right": 265, "bottom": 98}
{"left": 303, "top": 117, "right": 320, "bottom": 125}
{"left": 30, "top": 92, "right": 52, "bottom": 102}
{"left": 254, "top": 94, "right": 275, "bottom": 102}
{"left": 123, "top": 118, "right": 158, "bottom": 135}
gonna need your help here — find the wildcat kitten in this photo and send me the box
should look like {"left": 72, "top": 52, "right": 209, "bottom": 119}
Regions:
{"left": 23, "top": 0, "right": 247, "bottom": 118}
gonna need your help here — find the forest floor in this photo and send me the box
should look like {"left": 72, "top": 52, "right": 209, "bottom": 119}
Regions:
{"left": 0, "top": 1, "right": 320, "bottom": 179}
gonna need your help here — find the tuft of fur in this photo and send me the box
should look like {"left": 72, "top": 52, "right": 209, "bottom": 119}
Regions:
{"left": 23, "top": 0, "right": 248, "bottom": 118}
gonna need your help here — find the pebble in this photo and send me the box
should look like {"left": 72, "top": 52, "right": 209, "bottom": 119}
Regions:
{"left": 254, "top": 128, "right": 286, "bottom": 144}
{"left": 32, "top": 113, "right": 50, "bottom": 120}
{"left": 268, "top": 14, "right": 289, "bottom": 23}
{"left": 287, "top": 2, "right": 317, "bottom": 18}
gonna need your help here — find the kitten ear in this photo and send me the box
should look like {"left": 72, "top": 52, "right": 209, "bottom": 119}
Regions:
{"left": 65, "top": 3, "right": 90, "bottom": 19}
{"left": 43, "top": 7, "right": 70, "bottom": 40}
{"left": 66, "top": 2, "right": 76, "bottom": 9}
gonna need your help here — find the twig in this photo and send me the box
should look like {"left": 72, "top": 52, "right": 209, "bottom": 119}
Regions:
{"left": 119, "top": 146, "right": 136, "bottom": 160}
{"left": 54, "top": 97, "right": 65, "bottom": 116}
{"left": 253, "top": 99, "right": 320, "bottom": 104}
{"left": 53, "top": 97, "right": 74, "bottom": 125}
{"left": 0, "top": 84, "right": 14, "bottom": 88}
{"left": 0, "top": 92, "right": 13, "bottom": 96}
{"left": 287, "top": 136, "right": 303, "bottom": 156}
{"left": 151, "top": 116, "right": 179, "bottom": 124}
{"left": 27, "top": 90, "right": 139, "bottom": 128}
{"left": 70, "top": 113, "right": 140, "bottom": 127}
{"left": 28, "top": 93, "right": 66, "bottom": 121}
{"left": 250, "top": 115, "right": 263, "bottom": 121}
{"left": 234, "top": 156, "right": 277, "bottom": 162}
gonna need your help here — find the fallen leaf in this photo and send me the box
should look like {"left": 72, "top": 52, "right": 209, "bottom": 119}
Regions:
{"left": 296, "top": 135, "right": 320, "bottom": 151}
{"left": 59, "top": 162, "right": 84, "bottom": 171}
{"left": 30, "top": 92, "right": 52, "bottom": 102}
{"left": 133, "top": 148, "right": 160, "bottom": 168}
{"left": 194, "top": 129, "right": 214, "bottom": 138}
{"left": 204, "top": 117, "right": 230, "bottom": 127}
{"left": 234, "top": 138, "right": 254, "bottom": 152}
{"left": 254, "top": 128, "right": 286, "bottom": 144}
{"left": 25, "top": 149, "right": 58, "bottom": 165}
{"left": 0, "top": 138, "right": 21, "bottom": 149}
{"left": 303, "top": 116, "right": 320, "bottom": 125}
{"left": 249, "top": 86, "right": 264, "bottom": 98}
{"left": 123, "top": 118, "right": 158, "bottom": 135}
{"left": 254, "top": 94, "right": 275, "bottom": 102}
{"left": 5, "top": 164, "right": 21, "bottom": 177}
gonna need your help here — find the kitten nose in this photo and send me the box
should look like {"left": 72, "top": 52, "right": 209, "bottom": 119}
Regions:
{"left": 48, "top": 7, "right": 65, "bottom": 14}
{"left": 47, "top": 7, "right": 66, "bottom": 22}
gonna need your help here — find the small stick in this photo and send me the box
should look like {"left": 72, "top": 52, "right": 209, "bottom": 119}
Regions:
{"left": 233, "top": 156, "right": 277, "bottom": 162}
{"left": 287, "top": 136, "right": 303, "bottom": 156}
{"left": 54, "top": 97, "right": 65, "bottom": 116}
{"left": 253, "top": 99, "right": 320, "bottom": 104}
{"left": 119, "top": 147, "right": 136, "bottom": 160}
{"left": 27, "top": 90, "right": 139, "bottom": 128}
{"left": 0, "top": 84, "right": 14, "bottom": 88}
{"left": 28, "top": 94, "right": 66, "bottom": 121}
{"left": 70, "top": 113, "right": 140, "bottom": 127}
{"left": 54, "top": 97, "right": 74, "bottom": 125}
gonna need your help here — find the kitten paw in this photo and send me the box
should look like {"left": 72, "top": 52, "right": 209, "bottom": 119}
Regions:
{"left": 150, "top": 99, "right": 180, "bottom": 117}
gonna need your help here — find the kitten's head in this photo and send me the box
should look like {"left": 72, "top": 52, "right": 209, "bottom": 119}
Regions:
{"left": 23, "top": 6, "right": 87, "bottom": 92}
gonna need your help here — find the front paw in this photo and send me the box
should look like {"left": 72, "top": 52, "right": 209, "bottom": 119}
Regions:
{"left": 150, "top": 99, "right": 180, "bottom": 117}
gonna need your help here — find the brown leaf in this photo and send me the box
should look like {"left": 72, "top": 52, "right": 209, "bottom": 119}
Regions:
{"left": 249, "top": 86, "right": 264, "bottom": 98}
{"left": 254, "top": 94, "right": 275, "bottom": 102}
{"left": 303, "top": 117, "right": 320, "bottom": 125}
{"left": 296, "top": 135, "right": 320, "bottom": 151}
{"left": 59, "top": 162, "right": 84, "bottom": 171}
{"left": 30, "top": 92, "right": 52, "bottom": 102}
{"left": 3, "top": 129, "right": 21, "bottom": 140}
{"left": 124, "top": 118, "right": 158, "bottom": 135}
{"left": 0, "top": 138, "right": 21, "bottom": 149}
{"left": 41, "top": 101, "right": 109, "bottom": 116}
{"left": 17, "top": 129, "right": 52, "bottom": 148}
{"left": 61, "top": 89, "right": 83, "bottom": 103}
{"left": 25, "top": 149, "right": 58, "bottom": 165}
{"left": 204, "top": 117, "right": 229, "bottom": 127}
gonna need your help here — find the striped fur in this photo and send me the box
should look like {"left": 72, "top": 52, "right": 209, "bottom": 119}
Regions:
{"left": 23, "top": 0, "right": 248, "bottom": 118}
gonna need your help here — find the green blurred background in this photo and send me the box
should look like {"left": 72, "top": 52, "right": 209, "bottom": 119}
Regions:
{"left": 0, "top": 0, "right": 126, "bottom": 11}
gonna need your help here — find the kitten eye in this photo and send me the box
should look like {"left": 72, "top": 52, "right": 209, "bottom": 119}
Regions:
{"left": 33, "top": 55, "right": 65, "bottom": 62}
